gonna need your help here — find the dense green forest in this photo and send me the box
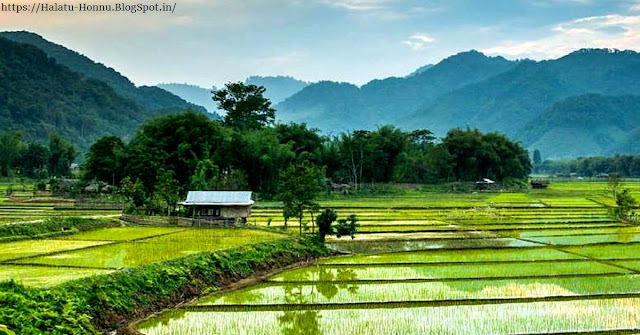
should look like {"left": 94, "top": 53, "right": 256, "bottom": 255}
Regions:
{"left": 0, "top": 34, "right": 214, "bottom": 151}
{"left": 1, "top": 31, "right": 204, "bottom": 114}
{"left": 520, "top": 94, "right": 640, "bottom": 158}
{"left": 540, "top": 155, "right": 640, "bottom": 177}
{"left": 0, "top": 37, "right": 147, "bottom": 150}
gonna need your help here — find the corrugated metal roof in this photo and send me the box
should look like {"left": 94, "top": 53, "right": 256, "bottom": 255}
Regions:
{"left": 182, "top": 191, "right": 254, "bottom": 205}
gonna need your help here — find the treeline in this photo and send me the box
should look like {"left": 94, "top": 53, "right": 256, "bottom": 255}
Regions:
{"left": 82, "top": 83, "right": 530, "bottom": 204}
{"left": 0, "top": 132, "right": 77, "bottom": 179}
{"left": 540, "top": 155, "right": 640, "bottom": 177}
{"left": 1, "top": 83, "right": 531, "bottom": 209}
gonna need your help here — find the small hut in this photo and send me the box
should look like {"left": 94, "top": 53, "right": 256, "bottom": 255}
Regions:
{"left": 180, "top": 191, "right": 254, "bottom": 226}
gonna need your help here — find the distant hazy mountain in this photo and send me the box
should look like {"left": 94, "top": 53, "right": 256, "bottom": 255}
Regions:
{"left": 518, "top": 94, "right": 640, "bottom": 159}
{"left": 277, "top": 50, "right": 517, "bottom": 131}
{"left": 244, "top": 76, "right": 309, "bottom": 104}
{"left": 0, "top": 31, "right": 206, "bottom": 114}
{"left": 403, "top": 49, "right": 640, "bottom": 139}
{"left": 407, "top": 64, "right": 434, "bottom": 77}
{"left": 0, "top": 36, "right": 145, "bottom": 150}
{"left": 157, "top": 83, "right": 220, "bottom": 116}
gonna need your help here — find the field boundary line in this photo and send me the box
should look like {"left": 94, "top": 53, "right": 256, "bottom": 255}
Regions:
{"left": 0, "top": 262, "right": 120, "bottom": 271}
{"left": 266, "top": 272, "right": 627, "bottom": 284}
{"left": 186, "top": 292, "right": 640, "bottom": 312}
{"left": 316, "top": 258, "right": 639, "bottom": 267}
{"left": 518, "top": 328, "right": 640, "bottom": 335}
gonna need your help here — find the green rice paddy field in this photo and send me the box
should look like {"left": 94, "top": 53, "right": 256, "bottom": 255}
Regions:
{"left": 136, "top": 180, "right": 640, "bottom": 334}
{"left": 3, "top": 180, "right": 640, "bottom": 333}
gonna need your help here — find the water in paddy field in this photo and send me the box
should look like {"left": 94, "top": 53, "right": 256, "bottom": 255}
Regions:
{"left": 136, "top": 204, "right": 640, "bottom": 334}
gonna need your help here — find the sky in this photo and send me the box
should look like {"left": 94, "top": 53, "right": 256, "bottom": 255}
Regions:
{"left": 2, "top": 0, "right": 640, "bottom": 88}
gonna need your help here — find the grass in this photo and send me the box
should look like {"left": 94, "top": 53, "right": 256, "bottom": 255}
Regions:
{"left": 16, "top": 228, "right": 287, "bottom": 269}
{"left": 0, "top": 265, "right": 112, "bottom": 287}
{"left": 527, "top": 233, "right": 640, "bottom": 246}
{"left": 0, "top": 239, "right": 111, "bottom": 262}
{"left": 60, "top": 226, "right": 186, "bottom": 241}
{"left": 563, "top": 243, "right": 640, "bottom": 259}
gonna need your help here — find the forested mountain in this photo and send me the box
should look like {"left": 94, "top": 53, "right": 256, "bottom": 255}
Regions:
{"left": 407, "top": 64, "right": 434, "bottom": 77}
{"left": 0, "top": 37, "right": 145, "bottom": 150}
{"left": 404, "top": 49, "right": 640, "bottom": 138}
{"left": 0, "top": 31, "right": 206, "bottom": 113}
{"left": 244, "top": 76, "right": 309, "bottom": 104}
{"left": 156, "top": 83, "right": 220, "bottom": 116}
{"left": 276, "top": 50, "right": 517, "bottom": 131}
{"left": 518, "top": 94, "right": 640, "bottom": 158}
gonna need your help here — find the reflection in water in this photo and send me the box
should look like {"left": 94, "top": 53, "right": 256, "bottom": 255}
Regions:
{"left": 277, "top": 267, "right": 359, "bottom": 334}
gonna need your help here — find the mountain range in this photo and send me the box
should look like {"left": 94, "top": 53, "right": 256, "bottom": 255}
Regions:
{"left": 0, "top": 31, "right": 216, "bottom": 150}
{"left": 276, "top": 49, "right": 640, "bottom": 159}
{"left": 1, "top": 30, "right": 639, "bottom": 159}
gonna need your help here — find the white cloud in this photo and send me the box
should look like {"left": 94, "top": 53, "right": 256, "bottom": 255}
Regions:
{"left": 482, "top": 14, "right": 640, "bottom": 59}
{"left": 321, "top": 0, "right": 395, "bottom": 11}
{"left": 402, "top": 33, "right": 436, "bottom": 50}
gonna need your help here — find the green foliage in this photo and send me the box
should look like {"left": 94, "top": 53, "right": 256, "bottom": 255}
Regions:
{"left": 155, "top": 169, "right": 180, "bottom": 215}
{"left": 214, "top": 82, "right": 275, "bottom": 130}
{"left": 279, "top": 162, "right": 325, "bottom": 234}
{"left": 316, "top": 208, "right": 338, "bottom": 242}
{"left": 334, "top": 214, "right": 359, "bottom": 239}
{"left": 1, "top": 31, "right": 205, "bottom": 114}
{"left": 441, "top": 128, "right": 531, "bottom": 182}
{"left": 0, "top": 217, "right": 117, "bottom": 241}
{"left": 47, "top": 134, "right": 77, "bottom": 177}
{"left": 615, "top": 189, "right": 638, "bottom": 220}
{"left": 21, "top": 142, "right": 50, "bottom": 179}
{"left": 83, "top": 136, "right": 125, "bottom": 185}
{"left": 121, "top": 177, "right": 147, "bottom": 209}
{"left": 541, "top": 155, "right": 640, "bottom": 177}
{"left": 125, "top": 111, "right": 232, "bottom": 196}
{"left": 0, "top": 132, "right": 23, "bottom": 177}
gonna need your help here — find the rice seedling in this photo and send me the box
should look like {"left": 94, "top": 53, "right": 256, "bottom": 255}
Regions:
{"left": 199, "top": 274, "right": 640, "bottom": 306}
{"left": 0, "top": 264, "right": 112, "bottom": 287}
{"left": 0, "top": 239, "right": 111, "bottom": 262}
{"left": 138, "top": 298, "right": 640, "bottom": 335}
{"left": 320, "top": 247, "right": 581, "bottom": 265}
{"left": 60, "top": 227, "right": 186, "bottom": 241}
{"left": 17, "top": 228, "right": 286, "bottom": 269}
{"left": 269, "top": 261, "right": 626, "bottom": 282}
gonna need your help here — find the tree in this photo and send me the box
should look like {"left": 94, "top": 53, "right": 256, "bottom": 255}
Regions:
{"left": 278, "top": 162, "right": 325, "bottom": 235}
{"left": 48, "top": 133, "right": 77, "bottom": 177}
{"left": 335, "top": 214, "right": 359, "bottom": 239}
{"left": 21, "top": 142, "right": 49, "bottom": 179}
{"left": 214, "top": 82, "right": 275, "bottom": 130}
{"left": 0, "top": 132, "right": 23, "bottom": 177}
{"left": 608, "top": 173, "right": 622, "bottom": 200}
{"left": 84, "top": 136, "right": 125, "bottom": 185}
{"left": 533, "top": 149, "right": 542, "bottom": 173}
{"left": 316, "top": 208, "right": 338, "bottom": 242}
{"left": 190, "top": 159, "right": 219, "bottom": 191}
{"left": 615, "top": 188, "right": 637, "bottom": 220}
{"left": 125, "top": 111, "right": 232, "bottom": 195}
{"left": 121, "top": 177, "right": 147, "bottom": 209}
{"left": 155, "top": 169, "right": 180, "bottom": 216}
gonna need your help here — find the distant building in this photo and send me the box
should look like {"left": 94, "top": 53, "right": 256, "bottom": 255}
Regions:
{"left": 180, "top": 191, "right": 254, "bottom": 225}
{"left": 530, "top": 180, "right": 549, "bottom": 189}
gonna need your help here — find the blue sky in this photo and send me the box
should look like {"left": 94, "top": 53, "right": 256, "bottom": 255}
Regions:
{"left": 3, "top": 0, "right": 640, "bottom": 87}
